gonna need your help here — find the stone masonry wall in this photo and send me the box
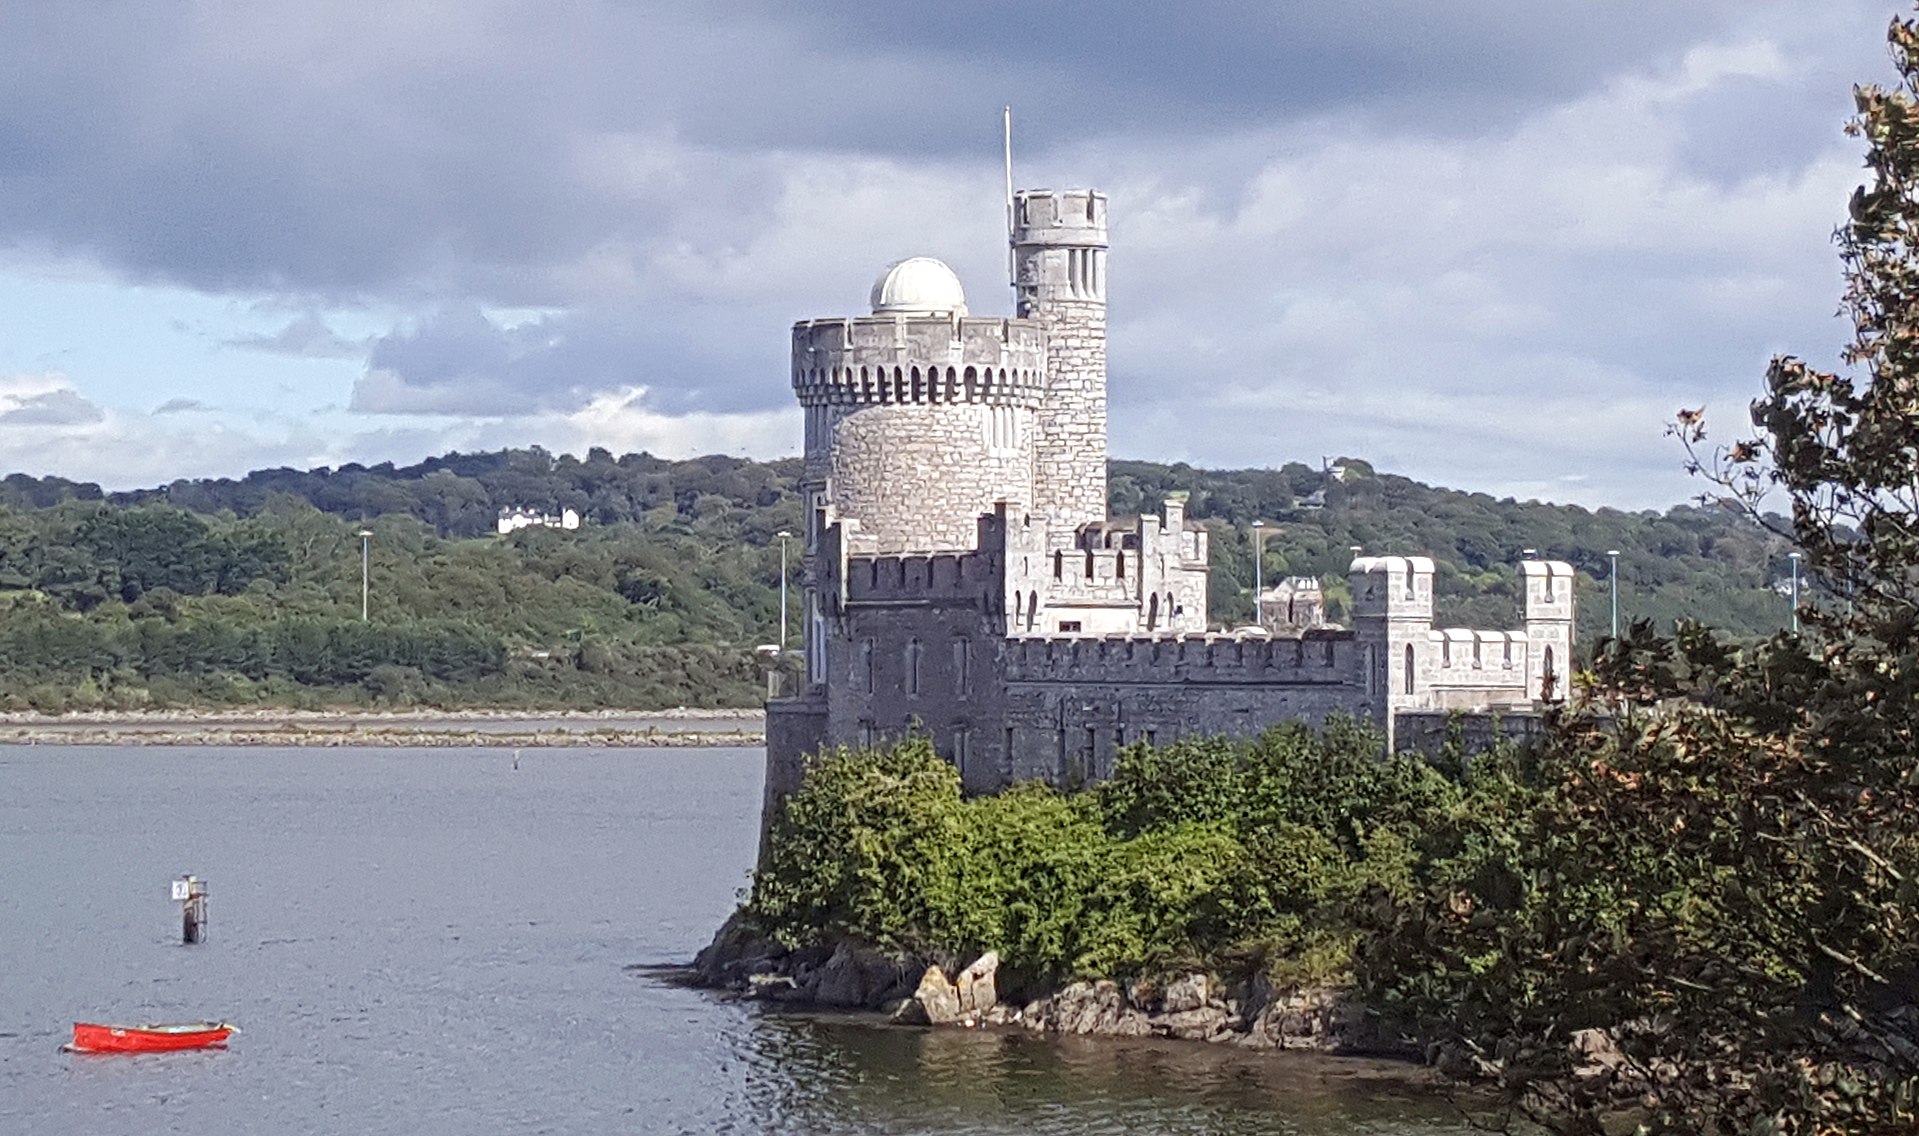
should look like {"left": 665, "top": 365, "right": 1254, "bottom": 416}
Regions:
{"left": 821, "top": 403, "right": 1036, "bottom": 553}
{"left": 1027, "top": 294, "right": 1107, "bottom": 528}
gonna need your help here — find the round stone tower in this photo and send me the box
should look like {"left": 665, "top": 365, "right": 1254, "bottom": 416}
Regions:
{"left": 793, "top": 258, "right": 1046, "bottom": 553}
{"left": 1012, "top": 189, "right": 1108, "bottom": 529}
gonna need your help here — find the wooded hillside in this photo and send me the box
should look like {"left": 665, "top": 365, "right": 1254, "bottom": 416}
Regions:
{"left": 0, "top": 448, "right": 1790, "bottom": 710}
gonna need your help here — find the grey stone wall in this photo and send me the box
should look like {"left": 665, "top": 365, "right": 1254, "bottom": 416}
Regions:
{"left": 793, "top": 315, "right": 1046, "bottom": 554}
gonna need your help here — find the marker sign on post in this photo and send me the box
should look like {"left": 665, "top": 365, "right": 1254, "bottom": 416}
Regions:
{"left": 171, "top": 879, "right": 191, "bottom": 902}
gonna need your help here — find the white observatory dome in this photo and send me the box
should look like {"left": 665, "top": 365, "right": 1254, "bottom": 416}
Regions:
{"left": 869, "top": 257, "right": 968, "bottom": 316}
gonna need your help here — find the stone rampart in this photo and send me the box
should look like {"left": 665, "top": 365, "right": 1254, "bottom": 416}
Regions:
{"left": 1003, "top": 631, "right": 1356, "bottom": 686}
{"left": 841, "top": 550, "right": 998, "bottom": 605}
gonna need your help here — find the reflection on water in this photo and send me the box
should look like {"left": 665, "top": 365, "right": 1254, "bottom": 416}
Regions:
{"left": 721, "top": 1013, "right": 1473, "bottom": 1135}
{"left": 0, "top": 745, "right": 1471, "bottom": 1135}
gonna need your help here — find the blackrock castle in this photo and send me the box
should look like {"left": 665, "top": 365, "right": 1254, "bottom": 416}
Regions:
{"left": 766, "top": 186, "right": 1573, "bottom": 808}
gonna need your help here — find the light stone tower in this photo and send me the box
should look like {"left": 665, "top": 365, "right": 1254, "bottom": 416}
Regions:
{"left": 1012, "top": 189, "right": 1108, "bottom": 529}
{"left": 793, "top": 257, "right": 1046, "bottom": 555}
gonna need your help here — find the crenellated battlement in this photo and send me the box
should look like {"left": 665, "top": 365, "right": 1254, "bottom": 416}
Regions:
{"left": 1521, "top": 561, "right": 1577, "bottom": 621}
{"left": 1425, "top": 628, "right": 1531, "bottom": 686}
{"left": 792, "top": 316, "right": 1047, "bottom": 407}
{"left": 1012, "top": 189, "right": 1109, "bottom": 248}
{"left": 1349, "top": 555, "right": 1436, "bottom": 620}
{"left": 840, "top": 549, "right": 998, "bottom": 605}
{"left": 1004, "top": 629, "right": 1356, "bottom": 686}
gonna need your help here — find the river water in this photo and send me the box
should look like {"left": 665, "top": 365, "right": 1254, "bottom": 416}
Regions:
{"left": 0, "top": 746, "right": 1474, "bottom": 1135}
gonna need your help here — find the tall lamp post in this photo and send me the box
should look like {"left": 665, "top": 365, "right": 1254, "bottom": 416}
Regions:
{"left": 1250, "top": 520, "right": 1265, "bottom": 625}
{"left": 1788, "top": 551, "right": 1802, "bottom": 633}
{"left": 1606, "top": 549, "right": 1620, "bottom": 639}
{"left": 776, "top": 530, "right": 793, "bottom": 652}
{"left": 357, "top": 529, "right": 373, "bottom": 621}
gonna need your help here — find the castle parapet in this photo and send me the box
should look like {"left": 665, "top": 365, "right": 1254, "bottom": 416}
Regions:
{"left": 792, "top": 317, "right": 1047, "bottom": 407}
{"left": 1003, "top": 630, "right": 1355, "bottom": 686}
{"left": 1012, "top": 189, "right": 1109, "bottom": 249}
{"left": 1349, "top": 555, "right": 1435, "bottom": 621}
{"left": 840, "top": 550, "right": 998, "bottom": 604}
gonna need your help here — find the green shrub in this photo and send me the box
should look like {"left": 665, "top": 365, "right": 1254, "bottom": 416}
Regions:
{"left": 746, "top": 720, "right": 1457, "bottom": 987}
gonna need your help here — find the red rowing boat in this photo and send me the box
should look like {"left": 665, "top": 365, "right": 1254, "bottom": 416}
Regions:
{"left": 66, "top": 1021, "right": 237, "bottom": 1054}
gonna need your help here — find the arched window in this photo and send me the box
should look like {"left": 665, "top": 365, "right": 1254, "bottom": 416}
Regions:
{"left": 1115, "top": 550, "right": 1126, "bottom": 580}
{"left": 1147, "top": 592, "right": 1159, "bottom": 630}
{"left": 1542, "top": 646, "right": 1556, "bottom": 700}
{"left": 1084, "top": 550, "right": 1095, "bottom": 579}
{"left": 1442, "top": 639, "right": 1451, "bottom": 667}
{"left": 906, "top": 638, "right": 921, "bottom": 696}
{"left": 1053, "top": 551, "right": 1063, "bottom": 580}
{"left": 1364, "top": 645, "right": 1376, "bottom": 696}
{"left": 1404, "top": 644, "right": 1415, "bottom": 694}
{"left": 1013, "top": 590, "right": 1024, "bottom": 626}
{"left": 1026, "top": 591, "right": 1038, "bottom": 631}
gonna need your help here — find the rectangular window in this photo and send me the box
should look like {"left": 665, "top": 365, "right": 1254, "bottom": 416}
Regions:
{"left": 1145, "top": 728, "right": 1157, "bottom": 747}
{"left": 1059, "top": 620, "right": 1082, "bottom": 633}
{"left": 953, "top": 638, "right": 970, "bottom": 697}
{"left": 906, "top": 638, "right": 921, "bottom": 696}
{"left": 953, "top": 726, "right": 970, "bottom": 770}
{"left": 860, "top": 638, "right": 875, "bottom": 693}
{"left": 859, "top": 720, "right": 875, "bottom": 748}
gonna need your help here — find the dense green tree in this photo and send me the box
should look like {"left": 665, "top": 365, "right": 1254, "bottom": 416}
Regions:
{"left": 1363, "top": 13, "right": 1919, "bottom": 1133}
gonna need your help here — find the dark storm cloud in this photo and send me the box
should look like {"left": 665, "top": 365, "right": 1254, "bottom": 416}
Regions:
{"left": 0, "top": 0, "right": 1872, "bottom": 302}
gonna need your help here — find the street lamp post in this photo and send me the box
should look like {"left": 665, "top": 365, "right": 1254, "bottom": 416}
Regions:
{"left": 1788, "top": 551, "right": 1802, "bottom": 633}
{"left": 1607, "top": 549, "right": 1620, "bottom": 639}
{"left": 776, "top": 530, "right": 793, "bottom": 652}
{"left": 358, "top": 529, "right": 373, "bottom": 622}
{"left": 1250, "top": 520, "right": 1265, "bottom": 625}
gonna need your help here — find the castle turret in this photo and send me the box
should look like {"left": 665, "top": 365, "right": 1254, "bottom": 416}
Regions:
{"left": 1013, "top": 189, "right": 1108, "bottom": 529}
{"left": 793, "top": 258, "right": 1046, "bottom": 555}
{"left": 1349, "top": 555, "right": 1436, "bottom": 745}
{"left": 1520, "top": 561, "right": 1576, "bottom": 701}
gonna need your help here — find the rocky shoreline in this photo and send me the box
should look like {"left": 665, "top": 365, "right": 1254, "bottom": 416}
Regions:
{"left": 0, "top": 707, "right": 766, "bottom": 747}
{"left": 691, "top": 913, "right": 1420, "bottom": 1058}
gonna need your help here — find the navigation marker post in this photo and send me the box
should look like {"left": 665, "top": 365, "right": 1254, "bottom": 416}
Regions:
{"left": 173, "top": 875, "right": 208, "bottom": 944}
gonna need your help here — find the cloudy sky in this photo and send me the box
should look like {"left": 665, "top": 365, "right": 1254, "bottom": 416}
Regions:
{"left": 0, "top": 1, "right": 1904, "bottom": 507}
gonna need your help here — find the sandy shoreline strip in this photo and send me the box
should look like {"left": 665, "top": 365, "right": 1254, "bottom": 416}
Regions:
{"left": 0, "top": 707, "right": 767, "bottom": 747}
